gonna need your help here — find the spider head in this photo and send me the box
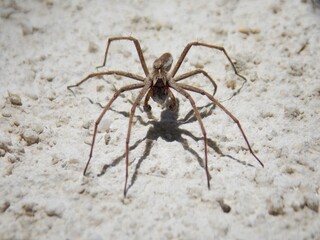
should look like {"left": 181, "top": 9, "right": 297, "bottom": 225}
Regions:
{"left": 153, "top": 52, "right": 173, "bottom": 72}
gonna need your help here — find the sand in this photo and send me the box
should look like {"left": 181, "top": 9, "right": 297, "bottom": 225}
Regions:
{"left": 0, "top": 0, "right": 319, "bottom": 239}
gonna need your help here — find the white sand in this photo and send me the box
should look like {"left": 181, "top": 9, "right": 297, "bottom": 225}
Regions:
{"left": 0, "top": 0, "right": 319, "bottom": 239}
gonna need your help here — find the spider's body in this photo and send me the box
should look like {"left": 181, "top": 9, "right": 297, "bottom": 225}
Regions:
{"left": 146, "top": 53, "right": 174, "bottom": 109}
{"left": 149, "top": 76, "right": 169, "bottom": 105}
{"left": 68, "top": 37, "right": 264, "bottom": 197}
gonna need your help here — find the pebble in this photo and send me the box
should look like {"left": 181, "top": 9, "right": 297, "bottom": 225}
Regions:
{"left": 0, "top": 135, "right": 12, "bottom": 152}
{"left": 97, "top": 119, "right": 110, "bottom": 133}
{"left": 22, "top": 129, "right": 39, "bottom": 145}
{"left": 88, "top": 41, "right": 98, "bottom": 53}
{"left": 239, "top": 27, "right": 261, "bottom": 35}
{"left": 226, "top": 80, "right": 236, "bottom": 90}
{"left": 0, "top": 200, "right": 10, "bottom": 213}
{"left": 6, "top": 153, "right": 20, "bottom": 163}
{"left": 2, "top": 109, "right": 11, "bottom": 117}
{"left": 96, "top": 85, "right": 105, "bottom": 92}
{"left": 285, "top": 107, "right": 303, "bottom": 119}
{"left": 218, "top": 200, "right": 231, "bottom": 213}
{"left": 268, "top": 194, "right": 284, "bottom": 216}
{"left": 0, "top": 149, "right": 5, "bottom": 157}
{"left": 45, "top": 202, "right": 65, "bottom": 218}
{"left": 104, "top": 133, "right": 110, "bottom": 145}
{"left": 82, "top": 121, "right": 90, "bottom": 129}
{"left": 84, "top": 137, "right": 92, "bottom": 145}
{"left": 25, "top": 92, "right": 38, "bottom": 101}
{"left": 290, "top": 192, "right": 305, "bottom": 211}
{"left": 22, "top": 202, "right": 37, "bottom": 217}
{"left": 304, "top": 193, "right": 319, "bottom": 212}
{"left": 13, "top": 142, "right": 25, "bottom": 154}
{"left": 32, "top": 123, "right": 44, "bottom": 134}
{"left": 9, "top": 93, "right": 22, "bottom": 106}
{"left": 51, "top": 154, "right": 61, "bottom": 165}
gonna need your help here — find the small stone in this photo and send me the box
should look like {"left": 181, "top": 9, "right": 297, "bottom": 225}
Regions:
{"left": 239, "top": 27, "right": 260, "bottom": 35}
{"left": 51, "top": 155, "right": 60, "bottom": 165}
{"left": 268, "top": 195, "right": 284, "bottom": 216}
{"left": 226, "top": 80, "right": 236, "bottom": 90}
{"left": 22, "top": 202, "right": 37, "bottom": 217}
{"left": 96, "top": 85, "right": 105, "bottom": 92}
{"left": 68, "top": 158, "right": 79, "bottom": 164}
{"left": 97, "top": 119, "right": 110, "bottom": 133}
{"left": 13, "top": 142, "right": 25, "bottom": 154}
{"left": 45, "top": 202, "right": 65, "bottom": 218}
{"left": 47, "top": 91, "right": 56, "bottom": 100}
{"left": 6, "top": 153, "right": 19, "bottom": 163}
{"left": 84, "top": 137, "right": 92, "bottom": 145}
{"left": 219, "top": 200, "right": 231, "bottom": 213}
{"left": 13, "top": 120, "right": 20, "bottom": 126}
{"left": 0, "top": 200, "right": 10, "bottom": 213}
{"left": 104, "top": 133, "right": 110, "bottom": 145}
{"left": 88, "top": 41, "right": 98, "bottom": 53}
{"left": 22, "top": 129, "right": 39, "bottom": 145}
{"left": 0, "top": 135, "right": 12, "bottom": 152}
{"left": 82, "top": 121, "right": 90, "bottom": 129}
{"left": 32, "top": 124, "right": 44, "bottom": 134}
{"left": 0, "top": 149, "right": 5, "bottom": 157}
{"left": 114, "top": 74, "right": 122, "bottom": 80}
{"left": 290, "top": 192, "right": 305, "bottom": 211}
{"left": 9, "top": 93, "right": 22, "bottom": 106}
{"left": 21, "top": 22, "right": 34, "bottom": 35}
{"left": 304, "top": 193, "right": 319, "bottom": 213}
{"left": 2, "top": 110, "right": 11, "bottom": 117}
{"left": 25, "top": 92, "right": 39, "bottom": 101}
{"left": 284, "top": 107, "right": 303, "bottom": 119}
{"left": 193, "top": 62, "right": 204, "bottom": 69}
{"left": 239, "top": 28, "right": 251, "bottom": 35}
{"left": 5, "top": 165, "right": 13, "bottom": 176}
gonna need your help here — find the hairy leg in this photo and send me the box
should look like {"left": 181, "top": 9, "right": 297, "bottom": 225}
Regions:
{"left": 67, "top": 70, "right": 145, "bottom": 95}
{"left": 178, "top": 83, "right": 264, "bottom": 167}
{"left": 171, "top": 42, "right": 247, "bottom": 92}
{"left": 124, "top": 81, "right": 152, "bottom": 197}
{"left": 97, "top": 36, "right": 149, "bottom": 76}
{"left": 83, "top": 83, "right": 146, "bottom": 176}
{"left": 168, "top": 80, "right": 211, "bottom": 189}
{"left": 174, "top": 69, "right": 218, "bottom": 96}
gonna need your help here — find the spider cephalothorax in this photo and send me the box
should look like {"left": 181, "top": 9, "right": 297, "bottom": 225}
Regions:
{"left": 68, "top": 36, "right": 264, "bottom": 197}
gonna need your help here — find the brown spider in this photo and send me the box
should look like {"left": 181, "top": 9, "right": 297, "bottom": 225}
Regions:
{"left": 68, "top": 36, "right": 264, "bottom": 197}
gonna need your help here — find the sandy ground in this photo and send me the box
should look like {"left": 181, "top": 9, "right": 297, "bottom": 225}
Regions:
{"left": 0, "top": 0, "right": 320, "bottom": 239}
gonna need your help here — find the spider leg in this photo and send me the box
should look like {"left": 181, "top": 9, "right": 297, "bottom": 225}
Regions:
{"left": 124, "top": 81, "right": 152, "bottom": 197}
{"left": 83, "top": 83, "right": 145, "bottom": 176}
{"left": 97, "top": 36, "right": 149, "bottom": 76}
{"left": 166, "top": 87, "right": 177, "bottom": 110}
{"left": 177, "top": 83, "right": 264, "bottom": 167}
{"left": 67, "top": 70, "right": 145, "bottom": 95}
{"left": 143, "top": 88, "right": 153, "bottom": 112}
{"left": 168, "top": 80, "right": 211, "bottom": 190}
{"left": 173, "top": 69, "right": 218, "bottom": 96}
{"left": 171, "top": 42, "right": 247, "bottom": 90}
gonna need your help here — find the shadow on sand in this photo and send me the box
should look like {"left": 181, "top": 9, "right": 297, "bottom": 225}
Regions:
{"left": 87, "top": 98, "right": 253, "bottom": 194}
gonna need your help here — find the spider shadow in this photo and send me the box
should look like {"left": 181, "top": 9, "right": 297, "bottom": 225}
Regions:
{"left": 96, "top": 98, "right": 235, "bottom": 193}
{"left": 93, "top": 98, "right": 254, "bottom": 195}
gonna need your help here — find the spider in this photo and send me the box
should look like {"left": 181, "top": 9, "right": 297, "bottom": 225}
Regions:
{"left": 68, "top": 36, "right": 264, "bottom": 197}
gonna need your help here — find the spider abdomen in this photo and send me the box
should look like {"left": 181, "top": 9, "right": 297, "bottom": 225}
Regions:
{"left": 151, "top": 85, "right": 168, "bottom": 104}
